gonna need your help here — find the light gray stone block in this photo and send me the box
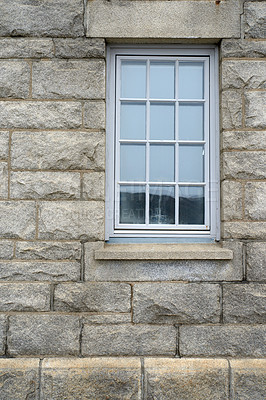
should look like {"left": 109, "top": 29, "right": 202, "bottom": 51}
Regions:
{"left": 133, "top": 283, "right": 220, "bottom": 324}
{"left": 222, "top": 90, "right": 242, "bottom": 130}
{"left": 0, "top": 162, "right": 8, "bottom": 199}
{"left": 221, "top": 39, "right": 266, "bottom": 58}
{"left": 82, "top": 324, "right": 176, "bottom": 356}
{"left": 83, "top": 101, "right": 105, "bottom": 129}
{"left": 0, "top": 131, "right": 9, "bottom": 159}
{"left": 0, "top": 241, "right": 14, "bottom": 259}
{"left": 83, "top": 172, "right": 105, "bottom": 200}
{"left": 244, "top": 2, "right": 266, "bottom": 39}
{"left": 222, "top": 60, "right": 266, "bottom": 89}
{"left": 245, "top": 92, "right": 266, "bottom": 129}
{"left": 0, "top": 201, "right": 35, "bottom": 239}
{"left": 222, "top": 131, "right": 266, "bottom": 151}
{"left": 0, "top": 61, "right": 30, "bottom": 98}
{"left": 15, "top": 241, "right": 81, "bottom": 261}
{"left": 0, "top": 282, "right": 50, "bottom": 311}
{"left": 0, "top": 38, "right": 54, "bottom": 58}
{"left": 223, "top": 222, "right": 266, "bottom": 240}
{"left": 231, "top": 359, "right": 266, "bottom": 400}
{"left": 221, "top": 181, "right": 243, "bottom": 220}
{"left": 0, "top": 315, "right": 6, "bottom": 355}
{"left": 222, "top": 151, "right": 266, "bottom": 179}
{"left": 10, "top": 171, "right": 80, "bottom": 200}
{"left": 83, "top": 313, "right": 131, "bottom": 325}
{"left": 245, "top": 182, "right": 266, "bottom": 220}
{"left": 247, "top": 242, "right": 266, "bottom": 281}
{"left": 54, "top": 38, "right": 105, "bottom": 59}
{"left": 54, "top": 282, "right": 131, "bottom": 312}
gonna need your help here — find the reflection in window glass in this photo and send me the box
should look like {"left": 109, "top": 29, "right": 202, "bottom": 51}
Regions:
{"left": 179, "top": 103, "right": 204, "bottom": 141}
{"left": 120, "top": 185, "right": 145, "bottom": 224}
{"left": 179, "top": 62, "right": 204, "bottom": 99}
{"left": 179, "top": 145, "right": 204, "bottom": 182}
{"left": 120, "top": 102, "right": 146, "bottom": 140}
{"left": 179, "top": 186, "right": 204, "bottom": 225}
{"left": 150, "top": 62, "right": 175, "bottom": 99}
{"left": 150, "top": 103, "right": 175, "bottom": 140}
{"left": 120, "top": 144, "right": 146, "bottom": 182}
{"left": 149, "top": 186, "right": 175, "bottom": 224}
{"left": 150, "top": 145, "right": 175, "bottom": 182}
{"left": 121, "top": 61, "right": 146, "bottom": 98}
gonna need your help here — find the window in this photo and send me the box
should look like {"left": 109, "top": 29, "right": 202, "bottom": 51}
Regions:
{"left": 106, "top": 46, "right": 219, "bottom": 241}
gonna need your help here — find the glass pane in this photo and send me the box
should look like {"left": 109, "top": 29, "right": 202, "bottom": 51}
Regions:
{"left": 120, "top": 102, "right": 146, "bottom": 140}
{"left": 120, "top": 185, "right": 145, "bottom": 224}
{"left": 150, "top": 62, "right": 175, "bottom": 99}
{"left": 149, "top": 186, "right": 175, "bottom": 224}
{"left": 150, "top": 103, "right": 175, "bottom": 140}
{"left": 179, "top": 145, "right": 204, "bottom": 182}
{"left": 179, "top": 186, "right": 204, "bottom": 225}
{"left": 121, "top": 61, "right": 146, "bottom": 98}
{"left": 150, "top": 145, "right": 175, "bottom": 182}
{"left": 120, "top": 144, "right": 146, "bottom": 181}
{"left": 179, "top": 103, "right": 204, "bottom": 140}
{"left": 179, "top": 62, "right": 204, "bottom": 99}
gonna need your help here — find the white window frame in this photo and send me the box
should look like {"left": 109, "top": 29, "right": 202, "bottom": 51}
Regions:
{"left": 106, "top": 45, "right": 220, "bottom": 241}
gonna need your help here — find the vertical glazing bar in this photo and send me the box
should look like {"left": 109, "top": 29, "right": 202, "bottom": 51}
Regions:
{"left": 204, "top": 58, "right": 210, "bottom": 228}
{"left": 145, "top": 59, "right": 150, "bottom": 226}
{"left": 115, "top": 56, "right": 122, "bottom": 228}
{"left": 175, "top": 59, "right": 179, "bottom": 226}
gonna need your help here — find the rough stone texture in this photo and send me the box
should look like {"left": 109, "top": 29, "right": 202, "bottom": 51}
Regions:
{"left": 83, "top": 314, "right": 131, "bottom": 325}
{"left": 0, "top": 162, "right": 8, "bottom": 199}
{"left": 0, "top": 359, "right": 39, "bottom": 400}
{"left": 11, "top": 131, "right": 104, "bottom": 170}
{"left": 245, "top": 91, "right": 266, "bottom": 129}
{"left": 245, "top": 182, "right": 266, "bottom": 220}
{"left": 230, "top": 359, "right": 266, "bottom": 400}
{"left": 221, "top": 39, "right": 266, "bottom": 58}
{"left": 221, "top": 240, "right": 244, "bottom": 280}
{"left": 54, "top": 282, "right": 131, "bottom": 312}
{"left": 8, "top": 315, "right": 80, "bottom": 356}
{"left": 246, "top": 242, "right": 266, "bottom": 281}
{"left": 38, "top": 201, "right": 104, "bottom": 240}
{"left": 223, "top": 222, "right": 266, "bottom": 240}
{"left": 54, "top": 38, "right": 105, "bottom": 59}
{"left": 0, "top": 61, "right": 30, "bottom": 98}
{"left": 145, "top": 358, "right": 229, "bottom": 400}
{"left": 0, "top": 315, "right": 6, "bottom": 355}
{"left": 0, "top": 241, "right": 14, "bottom": 259}
{"left": 82, "top": 172, "right": 105, "bottom": 200}
{"left": 32, "top": 60, "right": 105, "bottom": 99}
{"left": 41, "top": 358, "right": 141, "bottom": 400}
{"left": 0, "top": 201, "right": 35, "bottom": 239}
{"left": 244, "top": 2, "right": 266, "bottom": 39}
{"left": 221, "top": 90, "right": 242, "bottom": 130}
{"left": 222, "top": 131, "right": 266, "bottom": 151}
{"left": 221, "top": 181, "right": 242, "bottom": 221}
{"left": 0, "top": 0, "right": 84, "bottom": 38}
{"left": 133, "top": 283, "right": 220, "bottom": 324}
{"left": 83, "top": 101, "right": 105, "bottom": 129}
{"left": 222, "top": 60, "right": 266, "bottom": 89}
{"left": 180, "top": 325, "right": 266, "bottom": 357}
{"left": 222, "top": 151, "right": 266, "bottom": 180}
{"left": 10, "top": 171, "right": 80, "bottom": 200}
{"left": 15, "top": 241, "right": 81, "bottom": 260}
{"left": 0, "top": 283, "right": 50, "bottom": 311}
{"left": 223, "top": 283, "right": 266, "bottom": 324}
{"left": 0, "top": 38, "right": 54, "bottom": 58}
{"left": 0, "top": 131, "right": 9, "bottom": 159}
{"left": 82, "top": 325, "right": 176, "bottom": 356}
{"left": 0, "top": 102, "right": 82, "bottom": 129}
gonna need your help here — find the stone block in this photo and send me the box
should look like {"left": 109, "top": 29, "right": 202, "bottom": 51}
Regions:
{"left": 221, "top": 39, "right": 266, "bottom": 58}
{"left": 0, "top": 61, "right": 30, "bottom": 98}
{"left": 15, "top": 241, "right": 81, "bottom": 260}
{"left": 82, "top": 172, "right": 105, "bottom": 200}
{"left": 144, "top": 358, "right": 229, "bottom": 400}
{"left": 244, "top": 2, "right": 266, "bottom": 39}
{"left": 0, "top": 162, "right": 8, "bottom": 199}
{"left": 83, "top": 313, "right": 131, "bottom": 324}
{"left": 32, "top": 60, "right": 105, "bottom": 99}
{"left": 222, "top": 90, "right": 242, "bottom": 130}
{"left": 10, "top": 171, "right": 80, "bottom": 200}
{"left": 0, "top": 201, "right": 35, "bottom": 239}
{"left": 223, "top": 283, "right": 266, "bottom": 323}
{"left": 245, "top": 92, "right": 266, "bottom": 129}
{"left": 222, "top": 151, "right": 266, "bottom": 179}
{"left": 0, "top": 131, "right": 9, "bottom": 159}
{"left": 38, "top": 201, "right": 104, "bottom": 240}
{"left": 11, "top": 131, "right": 104, "bottom": 170}
{"left": 221, "top": 240, "right": 244, "bottom": 280}
{"left": 221, "top": 181, "right": 242, "bottom": 220}
{"left": 0, "top": 241, "right": 14, "bottom": 259}
{"left": 0, "top": 315, "right": 6, "bottom": 355}
{"left": 230, "top": 359, "right": 266, "bottom": 400}
{"left": 54, "top": 38, "right": 105, "bottom": 59}
{"left": 54, "top": 282, "right": 131, "bottom": 312}
{"left": 0, "top": 38, "right": 54, "bottom": 58}
{"left": 41, "top": 358, "right": 141, "bottom": 400}
{"left": 8, "top": 315, "right": 80, "bottom": 356}
{"left": 246, "top": 242, "right": 266, "bottom": 281}
{"left": 0, "top": 359, "right": 39, "bottom": 400}
{"left": 0, "top": 102, "right": 82, "bottom": 129}
{"left": 223, "top": 222, "right": 266, "bottom": 240}
{"left": 245, "top": 182, "right": 266, "bottom": 220}
{"left": 222, "top": 60, "right": 266, "bottom": 90}
{"left": 82, "top": 324, "right": 176, "bottom": 356}
{"left": 133, "top": 283, "right": 220, "bottom": 324}
{"left": 0, "top": 0, "right": 84, "bottom": 37}
{"left": 222, "top": 130, "right": 266, "bottom": 151}
{"left": 0, "top": 282, "right": 50, "bottom": 312}
{"left": 180, "top": 325, "right": 266, "bottom": 357}
{"left": 83, "top": 101, "right": 105, "bottom": 129}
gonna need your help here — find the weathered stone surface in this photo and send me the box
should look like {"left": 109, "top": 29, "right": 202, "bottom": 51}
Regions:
{"left": 0, "top": 102, "right": 82, "bottom": 129}
{"left": 145, "top": 358, "right": 229, "bottom": 400}
{"left": 0, "top": 61, "right": 30, "bottom": 98}
{"left": 246, "top": 242, "right": 266, "bottom": 281}
{"left": 222, "top": 151, "right": 266, "bottom": 179}
{"left": 10, "top": 171, "right": 80, "bottom": 199}
{"left": 41, "top": 358, "right": 141, "bottom": 400}
{"left": 83, "top": 172, "right": 105, "bottom": 200}
{"left": 221, "top": 181, "right": 242, "bottom": 220}
{"left": 82, "top": 324, "right": 176, "bottom": 356}
{"left": 180, "top": 325, "right": 266, "bottom": 357}
{"left": 0, "top": 241, "right": 14, "bottom": 259}
{"left": 222, "top": 131, "right": 266, "bottom": 151}
{"left": 221, "top": 39, "right": 266, "bottom": 58}
{"left": 133, "top": 283, "right": 220, "bottom": 324}
{"left": 0, "top": 0, "right": 84, "bottom": 37}
{"left": 0, "top": 162, "right": 8, "bottom": 199}
{"left": 223, "top": 222, "right": 266, "bottom": 239}
{"left": 222, "top": 90, "right": 242, "bottom": 130}
{"left": 0, "top": 201, "right": 35, "bottom": 239}
{"left": 0, "top": 283, "right": 50, "bottom": 311}
{"left": 223, "top": 283, "right": 266, "bottom": 324}
{"left": 0, "top": 131, "right": 9, "bottom": 159}
{"left": 221, "top": 240, "right": 244, "bottom": 280}
{"left": 8, "top": 315, "right": 80, "bottom": 356}
{"left": 54, "top": 38, "right": 105, "bottom": 59}
{"left": 222, "top": 60, "right": 266, "bottom": 90}
{"left": 245, "top": 92, "right": 266, "bottom": 129}
{"left": 83, "top": 101, "right": 105, "bottom": 129}
{"left": 32, "top": 60, "right": 105, "bottom": 99}
{"left": 38, "top": 201, "right": 104, "bottom": 240}
{"left": 54, "top": 282, "right": 131, "bottom": 312}
{"left": 0, "top": 315, "right": 6, "bottom": 355}
{"left": 244, "top": 2, "right": 266, "bottom": 39}
{"left": 0, "top": 359, "right": 39, "bottom": 400}
{"left": 231, "top": 359, "right": 266, "bottom": 400}
{"left": 0, "top": 38, "right": 54, "bottom": 58}
{"left": 11, "top": 131, "right": 104, "bottom": 170}
{"left": 245, "top": 182, "right": 266, "bottom": 220}
{"left": 15, "top": 241, "right": 81, "bottom": 260}
{"left": 0, "top": 261, "right": 80, "bottom": 282}
{"left": 83, "top": 313, "right": 131, "bottom": 325}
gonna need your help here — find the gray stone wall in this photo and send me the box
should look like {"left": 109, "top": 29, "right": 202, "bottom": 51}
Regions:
{"left": 0, "top": 0, "right": 265, "bottom": 398}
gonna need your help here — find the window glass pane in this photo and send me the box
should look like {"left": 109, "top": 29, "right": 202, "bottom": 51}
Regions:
{"left": 150, "top": 103, "right": 175, "bottom": 140}
{"left": 179, "top": 62, "right": 204, "bottom": 99}
{"left": 120, "top": 144, "right": 146, "bottom": 181}
{"left": 120, "top": 102, "right": 146, "bottom": 140}
{"left": 120, "top": 185, "right": 145, "bottom": 224}
{"left": 179, "top": 145, "right": 204, "bottom": 182}
{"left": 150, "top": 62, "right": 175, "bottom": 99}
{"left": 149, "top": 186, "right": 175, "bottom": 224}
{"left": 179, "top": 186, "right": 204, "bottom": 225}
{"left": 179, "top": 103, "right": 204, "bottom": 140}
{"left": 150, "top": 145, "right": 175, "bottom": 182}
{"left": 121, "top": 61, "right": 146, "bottom": 98}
